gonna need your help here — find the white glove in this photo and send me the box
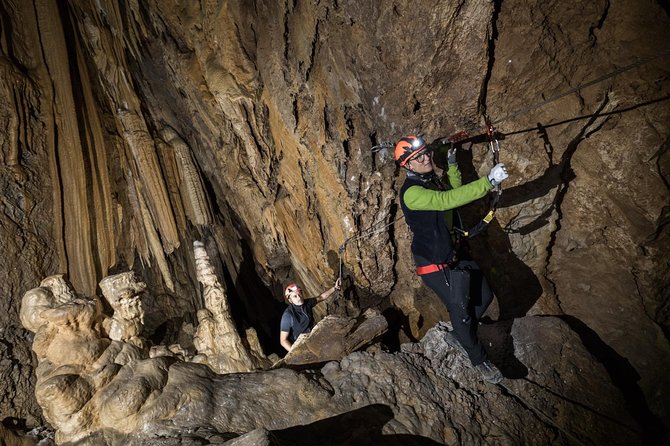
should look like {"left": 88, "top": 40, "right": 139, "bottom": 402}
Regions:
{"left": 447, "top": 146, "right": 457, "bottom": 165}
{"left": 487, "top": 163, "right": 508, "bottom": 187}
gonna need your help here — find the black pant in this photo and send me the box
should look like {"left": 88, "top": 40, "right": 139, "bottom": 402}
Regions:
{"left": 420, "top": 259, "right": 493, "bottom": 365}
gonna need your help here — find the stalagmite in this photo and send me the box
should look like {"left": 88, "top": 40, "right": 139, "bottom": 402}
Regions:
{"left": 99, "top": 272, "right": 148, "bottom": 348}
{"left": 192, "top": 241, "right": 269, "bottom": 372}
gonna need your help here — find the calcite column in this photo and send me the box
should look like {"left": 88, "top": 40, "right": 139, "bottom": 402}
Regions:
{"left": 192, "top": 241, "right": 269, "bottom": 372}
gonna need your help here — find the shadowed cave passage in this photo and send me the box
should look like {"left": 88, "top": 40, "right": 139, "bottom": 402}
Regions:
{"left": 221, "top": 238, "right": 287, "bottom": 357}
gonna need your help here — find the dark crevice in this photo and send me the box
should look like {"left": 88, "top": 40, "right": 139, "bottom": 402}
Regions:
{"left": 154, "top": 13, "right": 192, "bottom": 54}
{"left": 588, "top": 0, "right": 610, "bottom": 42}
{"left": 0, "top": 2, "right": 28, "bottom": 74}
{"left": 323, "top": 104, "right": 331, "bottom": 139}
{"left": 649, "top": 136, "right": 670, "bottom": 191}
{"left": 32, "top": 0, "right": 68, "bottom": 270}
{"left": 305, "top": 19, "right": 320, "bottom": 82}
{"left": 520, "top": 375, "right": 642, "bottom": 434}
{"left": 386, "top": 201, "right": 400, "bottom": 289}
{"left": 58, "top": 1, "right": 102, "bottom": 280}
{"left": 342, "top": 139, "right": 350, "bottom": 158}
{"left": 291, "top": 95, "right": 299, "bottom": 130}
{"left": 234, "top": 22, "right": 256, "bottom": 72}
{"left": 282, "top": 2, "right": 290, "bottom": 65}
{"left": 497, "top": 383, "right": 570, "bottom": 443}
{"left": 657, "top": 0, "right": 670, "bottom": 18}
{"left": 221, "top": 238, "right": 285, "bottom": 356}
{"left": 542, "top": 95, "right": 611, "bottom": 309}
{"left": 343, "top": 106, "right": 355, "bottom": 158}
{"left": 369, "top": 132, "right": 378, "bottom": 170}
{"left": 240, "top": 102, "right": 268, "bottom": 161}
{"left": 477, "top": 0, "right": 501, "bottom": 118}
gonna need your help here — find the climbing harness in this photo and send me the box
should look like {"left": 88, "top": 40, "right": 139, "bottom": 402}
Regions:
{"left": 350, "top": 122, "right": 505, "bottom": 274}
{"left": 338, "top": 123, "right": 502, "bottom": 284}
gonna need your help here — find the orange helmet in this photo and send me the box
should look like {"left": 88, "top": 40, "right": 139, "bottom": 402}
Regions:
{"left": 394, "top": 135, "right": 427, "bottom": 167}
{"left": 284, "top": 283, "right": 302, "bottom": 302}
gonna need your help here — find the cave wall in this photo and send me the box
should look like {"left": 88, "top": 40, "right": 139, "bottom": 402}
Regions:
{"left": 0, "top": 0, "right": 668, "bottom": 431}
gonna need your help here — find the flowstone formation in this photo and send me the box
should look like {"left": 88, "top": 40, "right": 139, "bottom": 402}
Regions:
{"left": 20, "top": 274, "right": 648, "bottom": 445}
{"left": 99, "top": 272, "right": 147, "bottom": 348}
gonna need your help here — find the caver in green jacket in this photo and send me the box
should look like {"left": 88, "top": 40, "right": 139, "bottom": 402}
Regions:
{"left": 399, "top": 164, "right": 492, "bottom": 268}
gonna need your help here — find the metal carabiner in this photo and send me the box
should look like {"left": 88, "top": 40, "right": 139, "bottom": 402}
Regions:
{"left": 485, "top": 118, "right": 501, "bottom": 165}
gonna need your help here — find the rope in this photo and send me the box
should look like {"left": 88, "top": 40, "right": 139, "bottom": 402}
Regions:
{"left": 354, "top": 51, "right": 670, "bottom": 287}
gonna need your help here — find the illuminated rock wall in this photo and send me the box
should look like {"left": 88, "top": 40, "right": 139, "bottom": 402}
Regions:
{"left": 0, "top": 0, "right": 668, "bottom": 436}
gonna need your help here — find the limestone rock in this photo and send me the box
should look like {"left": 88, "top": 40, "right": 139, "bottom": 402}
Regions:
{"left": 192, "top": 241, "right": 269, "bottom": 373}
{"left": 19, "top": 276, "right": 654, "bottom": 445}
{"left": 0, "top": 0, "right": 668, "bottom": 439}
{"left": 99, "top": 272, "right": 147, "bottom": 348}
{"left": 283, "top": 310, "right": 388, "bottom": 366}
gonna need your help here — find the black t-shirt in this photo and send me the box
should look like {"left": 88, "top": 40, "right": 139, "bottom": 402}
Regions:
{"left": 280, "top": 299, "right": 317, "bottom": 342}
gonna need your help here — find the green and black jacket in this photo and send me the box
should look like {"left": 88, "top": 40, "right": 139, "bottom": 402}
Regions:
{"left": 399, "top": 164, "right": 492, "bottom": 268}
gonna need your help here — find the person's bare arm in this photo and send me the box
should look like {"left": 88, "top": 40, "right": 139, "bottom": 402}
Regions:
{"left": 315, "top": 278, "right": 342, "bottom": 303}
{"left": 279, "top": 330, "right": 292, "bottom": 352}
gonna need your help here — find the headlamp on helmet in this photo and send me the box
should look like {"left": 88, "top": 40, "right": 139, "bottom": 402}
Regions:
{"left": 394, "top": 135, "right": 427, "bottom": 167}
{"left": 284, "top": 283, "right": 302, "bottom": 301}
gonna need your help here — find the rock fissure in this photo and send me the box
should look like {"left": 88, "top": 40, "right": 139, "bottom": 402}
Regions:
{"left": 477, "top": 0, "right": 500, "bottom": 118}
{"left": 520, "top": 375, "right": 641, "bottom": 434}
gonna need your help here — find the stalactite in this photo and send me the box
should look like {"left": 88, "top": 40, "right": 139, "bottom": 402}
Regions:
{"left": 137, "top": 182, "right": 175, "bottom": 291}
{"left": 34, "top": 0, "right": 96, "bottom": 295}
{"left": 160, "top": 127, "right": 212, "bottom": 226}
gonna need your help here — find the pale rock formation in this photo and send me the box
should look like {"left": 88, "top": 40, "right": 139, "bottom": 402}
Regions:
{"left": 99, "top": 272, "right": 147, "bottom": 348}
{"left": 20, "top": 275, "right": 144, "bottom": 443}
{"left": 192, "top": 241, "right": 269, "bottom": 372}
{"left": 20, "top": 279, "right": 649, "bottom": 445}
{"left": 283, "top": 309, "right": 389, "bottom": 366}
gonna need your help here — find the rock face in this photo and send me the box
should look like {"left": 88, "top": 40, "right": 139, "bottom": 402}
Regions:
{"left": 283, "top": 310, "right": 388, "bottom": 366}
{"left": 0, "top": 0, "right": 669, "bottom": 442}
{"left": 19, "top": 273, "right": 650, "bottom": 444}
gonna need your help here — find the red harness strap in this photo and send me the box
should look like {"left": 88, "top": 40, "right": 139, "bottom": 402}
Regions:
{"left": 415, "top": 263, "right": 450, "bottom": 275}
